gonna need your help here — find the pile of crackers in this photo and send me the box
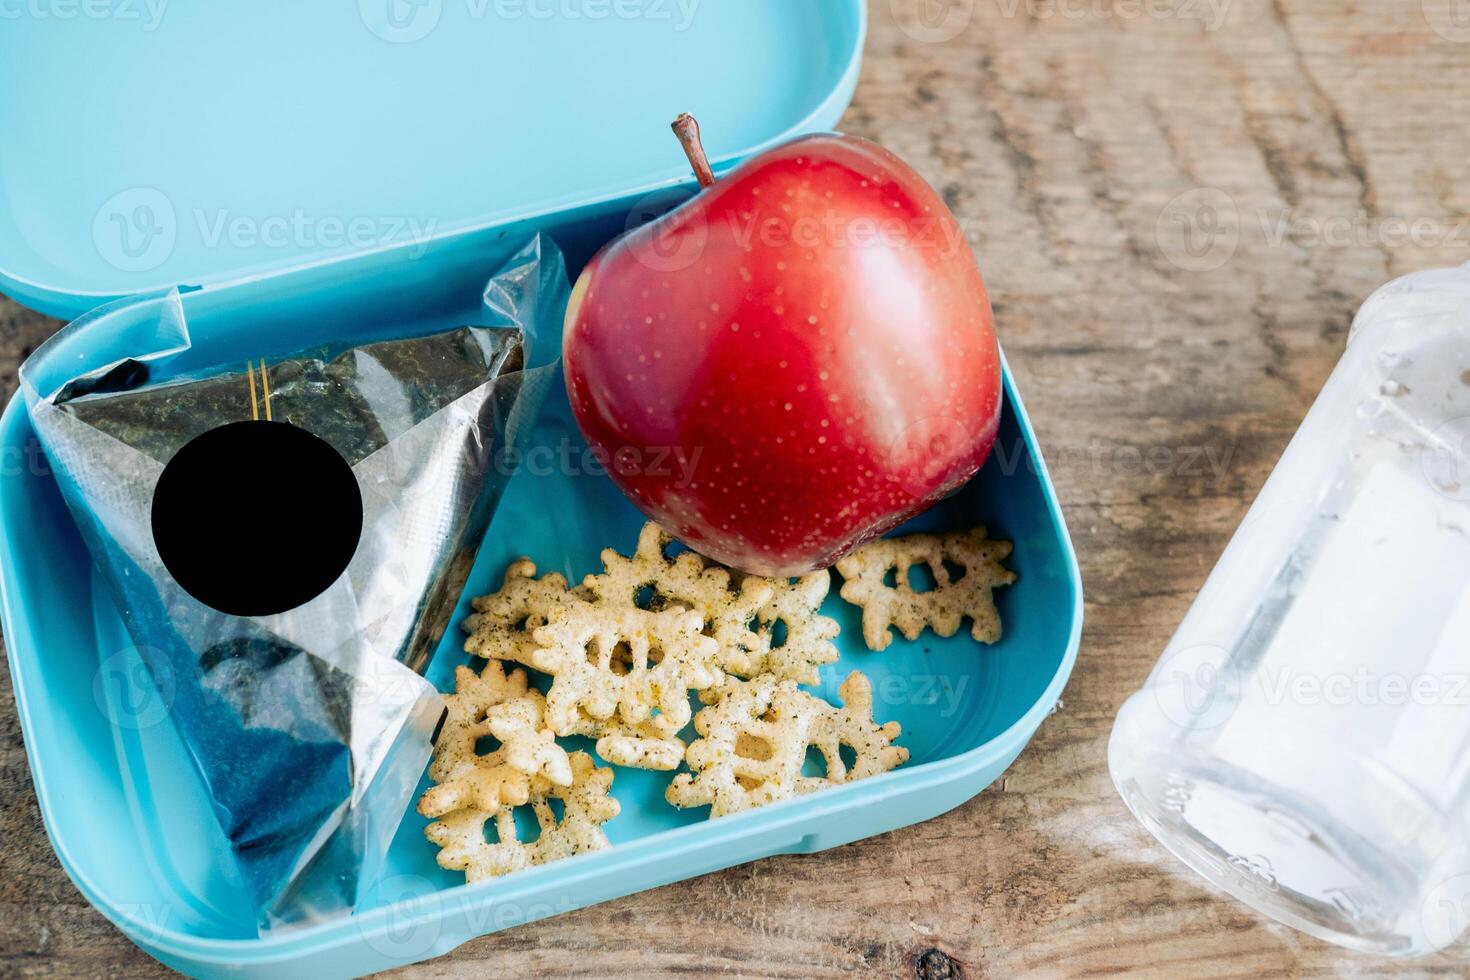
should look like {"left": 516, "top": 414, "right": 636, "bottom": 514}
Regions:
{"left": 420, "top": 522, "right": 1015, "bottom": 883}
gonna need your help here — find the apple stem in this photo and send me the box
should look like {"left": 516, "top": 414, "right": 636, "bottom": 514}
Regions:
{"left": 672, "top": 113, "right": 717, "bottom": 189}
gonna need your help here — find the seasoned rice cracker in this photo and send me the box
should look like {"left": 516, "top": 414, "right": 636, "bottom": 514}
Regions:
{"left": 835, "top": 526, "right": 1015, "bottom": 651}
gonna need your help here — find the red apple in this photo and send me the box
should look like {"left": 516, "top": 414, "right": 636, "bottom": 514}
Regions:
{"left": 563, "top": 115, "right": 1002, "bottom": 576}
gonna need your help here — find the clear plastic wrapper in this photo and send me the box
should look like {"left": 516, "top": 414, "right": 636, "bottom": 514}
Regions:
{"left": 19, "top": 235, "right": 569, "bottom": 931}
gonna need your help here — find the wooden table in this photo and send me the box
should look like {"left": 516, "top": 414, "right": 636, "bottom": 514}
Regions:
{"left": 3, "top": 1, "right": 1469, "bottom": 975}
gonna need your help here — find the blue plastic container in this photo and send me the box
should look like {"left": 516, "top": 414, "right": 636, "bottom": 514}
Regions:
{"left": 0, "top": 2, "right": 1082, "bottom": 976}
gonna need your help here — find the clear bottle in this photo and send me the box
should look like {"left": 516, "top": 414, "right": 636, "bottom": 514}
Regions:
{"left": 1110, "top": 264, "right": 1470, "bottom": 956}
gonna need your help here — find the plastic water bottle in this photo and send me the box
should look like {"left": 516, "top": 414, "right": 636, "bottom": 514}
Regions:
{"left": 1110, "top": 263, "right": 1470, "bottom": 957}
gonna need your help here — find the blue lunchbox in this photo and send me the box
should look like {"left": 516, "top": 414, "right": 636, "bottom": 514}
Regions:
{"left": 0, "top": 2, "right": 1082, "bottom": 976}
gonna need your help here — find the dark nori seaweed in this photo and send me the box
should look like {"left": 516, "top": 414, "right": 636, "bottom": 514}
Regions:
{"left": 58, "top": 326, "right": 525, "bottom": 466}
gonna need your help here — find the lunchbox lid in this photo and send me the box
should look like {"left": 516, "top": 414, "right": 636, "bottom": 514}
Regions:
{"left": 0, "top": 0, "right": 866, "bottom": 319}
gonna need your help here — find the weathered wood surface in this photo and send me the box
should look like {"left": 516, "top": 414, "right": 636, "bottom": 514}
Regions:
{"left": 3, "top": 0, "right": 1470, "bottom": 975}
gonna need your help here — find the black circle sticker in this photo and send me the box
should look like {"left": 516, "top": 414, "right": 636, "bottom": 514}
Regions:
{"left": 152, "top": 420, "right": 363, "bottom": 617}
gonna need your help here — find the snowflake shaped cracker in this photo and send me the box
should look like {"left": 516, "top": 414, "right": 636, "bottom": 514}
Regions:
{"left": 463, "top": 558, "right": 587, "bottom": 665}
{"left": 835, "top": 526, "right": 1016, "bottom": 651}
{"left": 530, "top": 604, "right": 720, "bottom": 738}
{"left": 737, "top": 571, "right": 840, "bottom": 685}
{"left": 583, "top": 522, "right": 772, "bottom": 679}
{"left": 797, "top": 672, "right": 908, "bottom": 793}
{"left": 562, "top": 710, "right": 688, "bottom": 771}
{"left": 425, "top": 752, "right": 619, "bottom": 883}
{"left": 487, "top": 690, "right": 574, "bottom": 788}
{"left": 666, "top": 674, "right": 821, "bottom": 817}
{"left": 668, "top": 671, "right": 906, "bottom": 818}
{"left": 418, "top": 661, "right": 572, "bottom": 819}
